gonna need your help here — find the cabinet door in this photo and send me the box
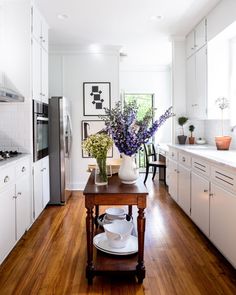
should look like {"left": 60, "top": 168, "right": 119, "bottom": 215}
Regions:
{"left": 42, "top": 156, "right": 50, "bottom": 207}
{"left": 195, "top": 45, "right": 207, "bottom": 119}
{"left": 33, "top": 160, "right": 43, "bottom": 219}
{"left": 191, "top": 172, "right": 210, "bottom": 236}
{"left": 168, "top": 159, "right": 178, "bottom": 202}
{"left": 186, "top": 54, "right": 196, "bottom": 118}
{"left": 41, "top": 48, "right": 48, "bottom": 104}
{"left": 195, "top": 19, "right": 206, "bottom": 50}
{"left": 41, "top": 19, "right": 48, "bottom": 52}
{"left": 178, "top": 164, "right": 191, "bottom": 216}
{"left": 32, "top": 39, "right": 41, "bottom": 102}
{"left": 186, "top": 30, "right": 195, "bottom": 58}
{"left": 0, "top": 186, "right": 16, "bottom": 264}
{"left": 32, "top": 6, "right": 41, "bottom": 43}
{"left": 210, "top": 183, "right": 236, "bottom": 267}
{"left": 15, "top": 174, "right": 31, "bottom": 241}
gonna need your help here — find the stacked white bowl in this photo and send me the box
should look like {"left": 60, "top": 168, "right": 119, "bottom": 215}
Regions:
{"left": 105, "top": 207, "right": 126, "bottom": 221}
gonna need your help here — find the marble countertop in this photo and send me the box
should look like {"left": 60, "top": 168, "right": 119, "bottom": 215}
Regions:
{"left": 0, "top": 154, "right": 31, "bottom": 168}
{"left": 168, "top": 144, "right": 236, "bottom": 171}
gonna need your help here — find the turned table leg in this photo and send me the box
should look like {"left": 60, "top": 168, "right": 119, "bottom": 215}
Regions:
{"left": 95, "top": 205, "right": 99, "bottom": 228}
{"left": 86, "top": 204, "right": 94, "bottom": 284}
{"left": 128, "top": 205, "right": 132, "bottom": 217}
{"left": 136, "top": 207, "right": 146, "bottom": 283}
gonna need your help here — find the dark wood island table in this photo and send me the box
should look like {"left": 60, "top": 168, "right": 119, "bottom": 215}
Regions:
{"left": 83, "top": 171, "right": 148, "bottom": 284}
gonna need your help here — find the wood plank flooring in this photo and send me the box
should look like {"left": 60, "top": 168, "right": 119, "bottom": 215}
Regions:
{"left": 0, "top": 177, "right": 236, "bottom": 294}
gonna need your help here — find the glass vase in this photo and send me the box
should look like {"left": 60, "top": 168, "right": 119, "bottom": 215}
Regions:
{"left": 95, "top": 157, "right": 108, "bottom": 185}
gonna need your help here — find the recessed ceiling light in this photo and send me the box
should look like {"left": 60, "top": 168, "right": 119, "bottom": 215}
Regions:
{"left": 150, "top": 15, "right": 164, "bottom": 21}
{"left": 57, "top": 14, "right": 69, "bottom": 20}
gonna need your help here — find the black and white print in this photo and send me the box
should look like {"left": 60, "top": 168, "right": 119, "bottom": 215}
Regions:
{"left": 81, "top": 120, "right": 113, "bottom": 158}
{"left": 83, "top": 82, "right": 111, "bottom": 116}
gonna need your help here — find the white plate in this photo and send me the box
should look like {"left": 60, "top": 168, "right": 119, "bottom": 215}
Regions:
{"left": 93, "top": 233, "right": 138, "bottom": 255}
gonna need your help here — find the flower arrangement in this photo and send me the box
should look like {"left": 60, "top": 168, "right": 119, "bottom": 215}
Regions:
{"left": 82, "top": 133, "right": 113, "bottom": 184}
{"left": 100, "top": 101, "right": 174, "bottom": 156}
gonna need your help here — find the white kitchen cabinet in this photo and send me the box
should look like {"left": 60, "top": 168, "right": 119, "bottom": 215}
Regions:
{"left": 191, "top": 172, "right": 210, "bottom": 236}
{"left": 186, "top": 30, "right": 195, "bottom": 58}
{"left": 42, "top": 156, "right": 50, "bottom": 207}
{"left": 32, "top": 39, "right": 41, "bottom": 102}
{"left": 186, "top": 45, "right": 207, "bottom": 120}
{"left": 195, "top": 19, "right": 207, "bottom": 51}
{"left": 210, "top": 183, "right": 236, "bottom": 267}
{"left": 31, "top": 5, "right": 49, "bottom": 103}
{"left": 168, "top": 158, "right": 178, "bottom": 202}
{"left": 186, "top": 18, "right": 206, "bottom": 58}
{"left": 41, "top": 48, "right": 48, "bottom": 104}
{"left": 15, "top": 174, "right": 31, "bottom": 240}
{"left": 33, "top": 156, "right": 50, "bottom": 219}
{"left": 178, "top": 164, "right": 191, "bottom": 216}
{"left": 0, "top": 185, "right": 16, "bottom": 264}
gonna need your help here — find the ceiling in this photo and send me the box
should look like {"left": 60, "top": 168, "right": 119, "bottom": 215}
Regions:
{"left": 36, "top": 0, "right": 220, "bottom": 65}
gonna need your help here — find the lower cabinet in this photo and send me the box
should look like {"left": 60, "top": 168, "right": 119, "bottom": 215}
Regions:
{"left": 168, "top": 158, "right": 178, "bottom": 202}
{"left": 191, "top": 172, "right": 210, "bottom": 236}
{"left": 16, "top": 174, "right": 31, "bottom": 240}
{"left": 178, "top": 164, "right": 191, "bottom": 216}
{"left": 0, "top": 185, "right": 16, "bottom": 264}
{"left": 33, "top": 156, "right": 50, "bottom": 220}
{"left": 0, "top": 157, "right": 31, "bottom": 264}
{"left": 210, "top": 183, "right": 236, "bottom": 267}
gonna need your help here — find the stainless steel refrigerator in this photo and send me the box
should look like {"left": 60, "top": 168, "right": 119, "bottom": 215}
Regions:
{"left": 49, "top": 96, "right": 72, "bottom": 204}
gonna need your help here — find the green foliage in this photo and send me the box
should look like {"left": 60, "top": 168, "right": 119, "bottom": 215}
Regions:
{"left": 189, "top": 125, "right": 195, "bottom": 132}
{"left": 178, "top": 116, "right": 188, "bottom": 126}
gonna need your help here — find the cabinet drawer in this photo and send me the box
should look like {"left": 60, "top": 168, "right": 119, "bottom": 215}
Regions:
{"left": 211, "top": 166, "right": 236, "bottom": 193}
{"left": 192, "top": 157, "right": 210, "bottom": 177}
{"left": 0, "top": 166, "right": 15, "bottom": 191}
{"left": 169, "top": 148, "right": 178, "bottom": 161}
{"left": 179, "top": 152, "right": 191, "bottom": 167}
{"left": 16, "top": 159, "right": 30, "bottom": 179}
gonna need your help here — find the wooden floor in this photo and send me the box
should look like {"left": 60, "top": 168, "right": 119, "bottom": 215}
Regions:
{"left": 0, "top": 177, "right": 236, "bottom": 295}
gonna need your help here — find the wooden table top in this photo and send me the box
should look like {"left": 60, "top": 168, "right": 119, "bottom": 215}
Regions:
{"left": 83, "top": 171, "right": 148, "bottom": 196}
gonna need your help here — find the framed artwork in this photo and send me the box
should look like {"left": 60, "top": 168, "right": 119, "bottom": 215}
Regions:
{"left": 81, "top": 120, "right": 113, "bottom": 158}
{"left": 83, "top": 82, "right": 111, "bottom": 116}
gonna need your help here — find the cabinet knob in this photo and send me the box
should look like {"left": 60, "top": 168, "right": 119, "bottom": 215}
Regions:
{"left": 204, "top": 189, "right": 208, "bottom": 193}
{"left": 22, "top": 166, "right": 26, "bottom": 172}
{"left": 4, "top": 176, "right": 9, "bottom": 183}
{"left": 172, "top": 152, "right": 174, "bottom": 157}
{"left": 13, "top": 195, "right": 17, "bottom": 199}
{"left": 41, "top": 168, "right": 44, "bottom": 172}
{"left": 182, "top": 157, "right": 186, "bottom": 162}
{"left": 18, "top": 192, "right": 22, "bottom": 196}
{"left": 209, "top": 193, "right": 214, "bottom": 197}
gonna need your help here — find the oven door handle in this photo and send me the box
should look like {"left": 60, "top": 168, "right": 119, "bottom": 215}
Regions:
{"left": 37, "top": 116, "right": 48, "bottom": 122}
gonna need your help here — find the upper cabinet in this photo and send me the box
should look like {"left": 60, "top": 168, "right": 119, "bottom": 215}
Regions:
{"left": 186, "top": 19, "right": 207, "bottom": 58}
{"left": 31, "top": 5, "right": 49, "bottom": 103}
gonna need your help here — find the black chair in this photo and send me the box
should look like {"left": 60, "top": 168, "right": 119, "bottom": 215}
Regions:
{"left": 143, "top": 143, "right": 166, "bottom": 185}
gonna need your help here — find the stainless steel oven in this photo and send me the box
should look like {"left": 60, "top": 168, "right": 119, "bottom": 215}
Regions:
{"left": 33, "top": 100, "right": 49, "bottom": 162}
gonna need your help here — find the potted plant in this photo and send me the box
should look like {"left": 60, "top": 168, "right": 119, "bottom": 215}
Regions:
{"left": 215, "top": 97, "right": 231, "bottom": 150}
{"left": 189, "top": 125, "right": 195, "bottom": 144}
{"left": 177, "top": 116, "right": 188, "bottom": 144}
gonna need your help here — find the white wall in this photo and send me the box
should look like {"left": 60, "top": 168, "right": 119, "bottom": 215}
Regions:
{"left": 120, "top": 64, "right": 172, "bottom": 144}
{"left": 49, "top": 49, "right": 120, "bottom": 190}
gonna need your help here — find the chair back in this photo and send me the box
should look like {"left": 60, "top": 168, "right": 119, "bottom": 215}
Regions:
{"left": 144, "top": 143, "right": 157, "bottom": 164}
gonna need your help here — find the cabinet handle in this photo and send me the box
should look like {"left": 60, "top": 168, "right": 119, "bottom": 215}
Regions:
{"left": 204, "top": 189, "right": 208, "bottom": 193}
{"left": 172, "top": 152, "right": 174, "bottom": 157}
{"left": 209, "top": 193, "right": 214, "bottom": 197}
{"left": 18, "top": 192, "right": 22, "bottom": 196}
{"left": 42, "top": 39, "right": 46, "bottom": 43}
{"left": 21, "top": 166, "right": 26, "bottom": 172}
{"left": 40, "top": 93, "right": 46, "bottom": 97}
{"left": 4, "top": 176, "right": 9, "bottom": 183}
{"left": 41, "top": 168, "right": 44, "bottom": 172}
{"left": 191, "top": 47, "right": 195, "bottom": 50}
{"left": 177, "top": 170, "right": 180, "bottom": 174}
{"left": 13, "top": 195, "right": 17, "bottom": 199}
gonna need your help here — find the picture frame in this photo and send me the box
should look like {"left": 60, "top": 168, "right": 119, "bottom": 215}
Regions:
{"left": 83, "top": 82, "right": 111, "bottom": 116}
{"left": 81, "top": 120, "right": 113, "bottom": 158}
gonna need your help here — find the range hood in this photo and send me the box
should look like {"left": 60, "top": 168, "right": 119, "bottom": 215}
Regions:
{"left": 0, "top": 88, "right": 24, "bottom": 102}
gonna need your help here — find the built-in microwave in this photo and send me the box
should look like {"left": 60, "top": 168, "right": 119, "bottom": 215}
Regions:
{"left": 33, "top": 100, "right": 49, "bottom": 162}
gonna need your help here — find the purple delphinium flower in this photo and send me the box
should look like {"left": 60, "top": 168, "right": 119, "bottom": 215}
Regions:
{"left": 100, "top": 101, "right": 174, "bottom": 156}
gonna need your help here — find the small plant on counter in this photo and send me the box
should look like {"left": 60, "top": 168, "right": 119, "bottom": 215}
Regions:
{"left": 189, "top": 124, "right": 195, "bottom": 144}
{"left": 177, "top": 116, "right": 188, "bottom": 144}
{"left": 215, "top": 97, "right": 231, "bottom": 150}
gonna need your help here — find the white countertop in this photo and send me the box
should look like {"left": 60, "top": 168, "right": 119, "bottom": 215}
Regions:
{"left": 0, "top": 154, "right": 31, "bottom": 168}
{"left": 168, "top": 144, "right": 236, "bottom": 171}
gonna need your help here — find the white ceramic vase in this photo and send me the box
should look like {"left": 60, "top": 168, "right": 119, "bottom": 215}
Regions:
{"left": 118, "top": 153, "right": 139, "bottom": 184}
